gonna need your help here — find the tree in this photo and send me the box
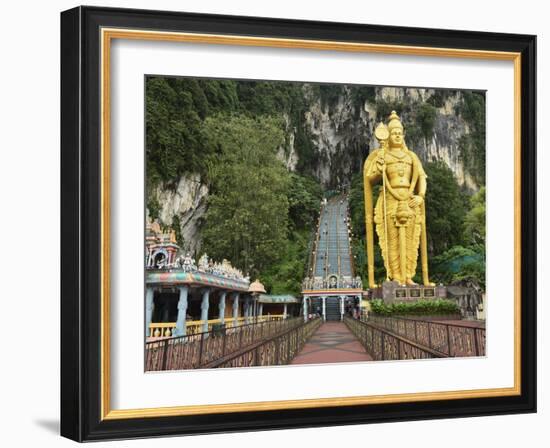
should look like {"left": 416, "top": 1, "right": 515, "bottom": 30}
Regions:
{"left": 146, "top": 77, "right": 207, "bottom": 187}
{"left": 430, "top": 245, "right": 485, "bottom": 289}
{"left": 145, "top": 77, "right": 241, "bottom": 191}
{"left": 463, "top": 186, "right": 486, "bottom": 247}
{"left": 201, "top": 114, "right": 290, "bottom": 278}
{"left": 458, "top": 92, "right": 486, "bottom": 185}
{"left": 424, "top": 161, "right": 468, "bottom": 256}
{"left": 287, "top": 173, "right": 323, "bottom": 230}
{"left": 417, "top": 103, "right": 437, "bottom": 140}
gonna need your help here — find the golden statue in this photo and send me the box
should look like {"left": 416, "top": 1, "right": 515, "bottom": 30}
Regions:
{"left": 363, "top": 111, "right": 432, "bottom": 287}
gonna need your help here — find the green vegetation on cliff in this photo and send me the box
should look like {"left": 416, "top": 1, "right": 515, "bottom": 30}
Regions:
{"left": 457, "top": 92, "right": 486, "bottom": 185}
{"left": 146, "top": 77, "right": 319, "bottom": 188}
{"left": 145, "top": 77, "right": 238, "bottom": 189}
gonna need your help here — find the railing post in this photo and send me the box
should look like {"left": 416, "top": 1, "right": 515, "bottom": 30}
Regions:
{"left": 222, "top": 330, "right": 227, "bottom": 357}
{"left": 162, "top": 340, "right": 169, "bottom": 371}
{"left": 198, "top": 332, "right": 205, "bottom": 366}
{"left": 381, "top": 333, "right": 385, "bottom": 360}
{"left": 427, "top": 322, "right": 432, "bottom": 349}
{"left": 275, "top": 334, "right": 280, "bottom": 365}
{"left": 446, "top": 324, "right": 452, "bottom": 356}
{"left": 286, "top": 334, "right": 290, "bottom": 362}
{"left": 473, "top": 328, "right": 480, "bottom": 356}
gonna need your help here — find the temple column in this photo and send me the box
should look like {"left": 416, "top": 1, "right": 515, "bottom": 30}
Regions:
{"left": 340, "top": 296, "right": 345, "bottom": 321}
{"left": 244, "top": 298, "right": 250, "bottom": 324}
{"left": 145, "top": 287, "right": 155, "bottom": 337}
{"left": 283, "top": 304, "right": 288, "bottom": 319}
{"left": 174, "top": 286, "right": 189, "bottom": 337}
{"left": 303, "top": 297, "right": 308, "bottom": 322}
{"left": 201, "top": 289, "right": 210, "bottom": 333}
{"left": 259, "top": 303, "right": 263, "bottom": 316}
{"left": 322, "top": 296, "right": 327, "bottom": 321}
{"left": 232, "top": 293, "right": 240, "bottom": 325}
{"left": 218, "top": 291, "right": 227, "bottom": 324}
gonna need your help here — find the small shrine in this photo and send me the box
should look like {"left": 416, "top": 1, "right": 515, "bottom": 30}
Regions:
{"left": 145, "top": 218, "right": 179, "bottom": 268}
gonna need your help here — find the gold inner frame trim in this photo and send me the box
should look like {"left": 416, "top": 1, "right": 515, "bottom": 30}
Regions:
{"left": 100, "top": 27, "right": 522, "bottom": 421}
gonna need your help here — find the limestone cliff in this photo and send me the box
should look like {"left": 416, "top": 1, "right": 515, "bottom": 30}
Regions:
{"left": 282, "top": 85, "right": 483, "bottom": 191}
{"left": 149, "top": 174, "right": 208, "bottom": 253}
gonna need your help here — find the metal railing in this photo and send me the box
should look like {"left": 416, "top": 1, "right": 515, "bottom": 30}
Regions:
{"left": 367, "top": 315, "right": 486, "bottom": 357}
{"left": 206, "top": 317, "right": 322, "bottom": 368}
{"left": 344, "top": 316, "right": 446, "bottom": 360}
{"left": 148, "top": 315, "right": 285, "bottom": 339}
{"left": 145, "top": 317, "right": 304, "bottom": 371}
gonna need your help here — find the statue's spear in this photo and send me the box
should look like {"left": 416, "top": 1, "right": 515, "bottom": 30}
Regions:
{"left": 363, "top": 158, "right": 376, "bottom": 288}
{"left": 375, "top": 123, "right": 390, "bottom": 282}
{"left": 364, "top": 122, "right": 391, "bottom": 288}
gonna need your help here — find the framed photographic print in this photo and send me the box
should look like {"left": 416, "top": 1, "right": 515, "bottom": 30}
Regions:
{"left": 60, "top": 6, "right": 536, "bottom": 441}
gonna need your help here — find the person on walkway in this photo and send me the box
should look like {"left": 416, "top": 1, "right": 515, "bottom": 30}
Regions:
{"left": 316, "top": 305, "right": 322, "bottom": 318}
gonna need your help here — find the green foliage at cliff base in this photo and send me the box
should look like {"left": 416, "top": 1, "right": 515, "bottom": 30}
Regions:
{"left": 370, "top": 299, "right": 460, "bottom": 317}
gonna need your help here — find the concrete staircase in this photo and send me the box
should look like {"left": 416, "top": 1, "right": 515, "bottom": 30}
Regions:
{"left": 325, "top": 297, "right": 341, "bottom": 321}
{"left": 312, "top": 196, "right": 354, "bottom": 279}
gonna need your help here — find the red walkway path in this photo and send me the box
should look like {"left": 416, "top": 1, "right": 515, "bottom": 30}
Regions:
{"left": 291, "top": 321, "right": 372, "bottom": 365}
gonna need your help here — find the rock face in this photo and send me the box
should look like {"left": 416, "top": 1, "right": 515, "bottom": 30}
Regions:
{"left": 148, "top": 86, "right": 483, "bottom": 242}
{"left": 287, "top": 86, "right": 482, "bottom": 191}
{"left": 376, "top": 88, "right": 478, "bottom": 190}
{"left": 150, "top": 174, "right": 208, "bottom": 253}
{"left": 302, "top": 85, "right": 371, "bottom": 189}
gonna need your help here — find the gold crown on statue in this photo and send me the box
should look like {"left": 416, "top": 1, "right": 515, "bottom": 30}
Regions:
{"left": 387, "top": 110, "right": 403, "bottom": 132}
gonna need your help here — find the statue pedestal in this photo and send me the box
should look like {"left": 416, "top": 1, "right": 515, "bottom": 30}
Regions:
{"left": 371, "top": 281, "right": 447, "bottom": 304}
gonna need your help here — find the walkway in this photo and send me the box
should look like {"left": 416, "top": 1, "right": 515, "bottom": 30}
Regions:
{"left": 290, "top": 321, "right": 372, "bottom": 365}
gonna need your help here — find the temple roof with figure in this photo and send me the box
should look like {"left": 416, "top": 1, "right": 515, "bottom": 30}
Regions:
{"left": 145, "top": 218, "right": 250, "bottom": 292}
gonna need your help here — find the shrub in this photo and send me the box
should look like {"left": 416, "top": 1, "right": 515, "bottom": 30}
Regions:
{"left": 370, "top": 298, "right": 459, "bottom": 316}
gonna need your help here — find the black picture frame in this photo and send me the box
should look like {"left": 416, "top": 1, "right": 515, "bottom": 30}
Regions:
{"left": 61, "top": 5, "right": 536, "bottom": 441}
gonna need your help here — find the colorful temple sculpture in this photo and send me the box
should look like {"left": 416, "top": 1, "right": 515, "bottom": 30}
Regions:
{"left": 144, "top": 219, "right": 296, "bottom": 340}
